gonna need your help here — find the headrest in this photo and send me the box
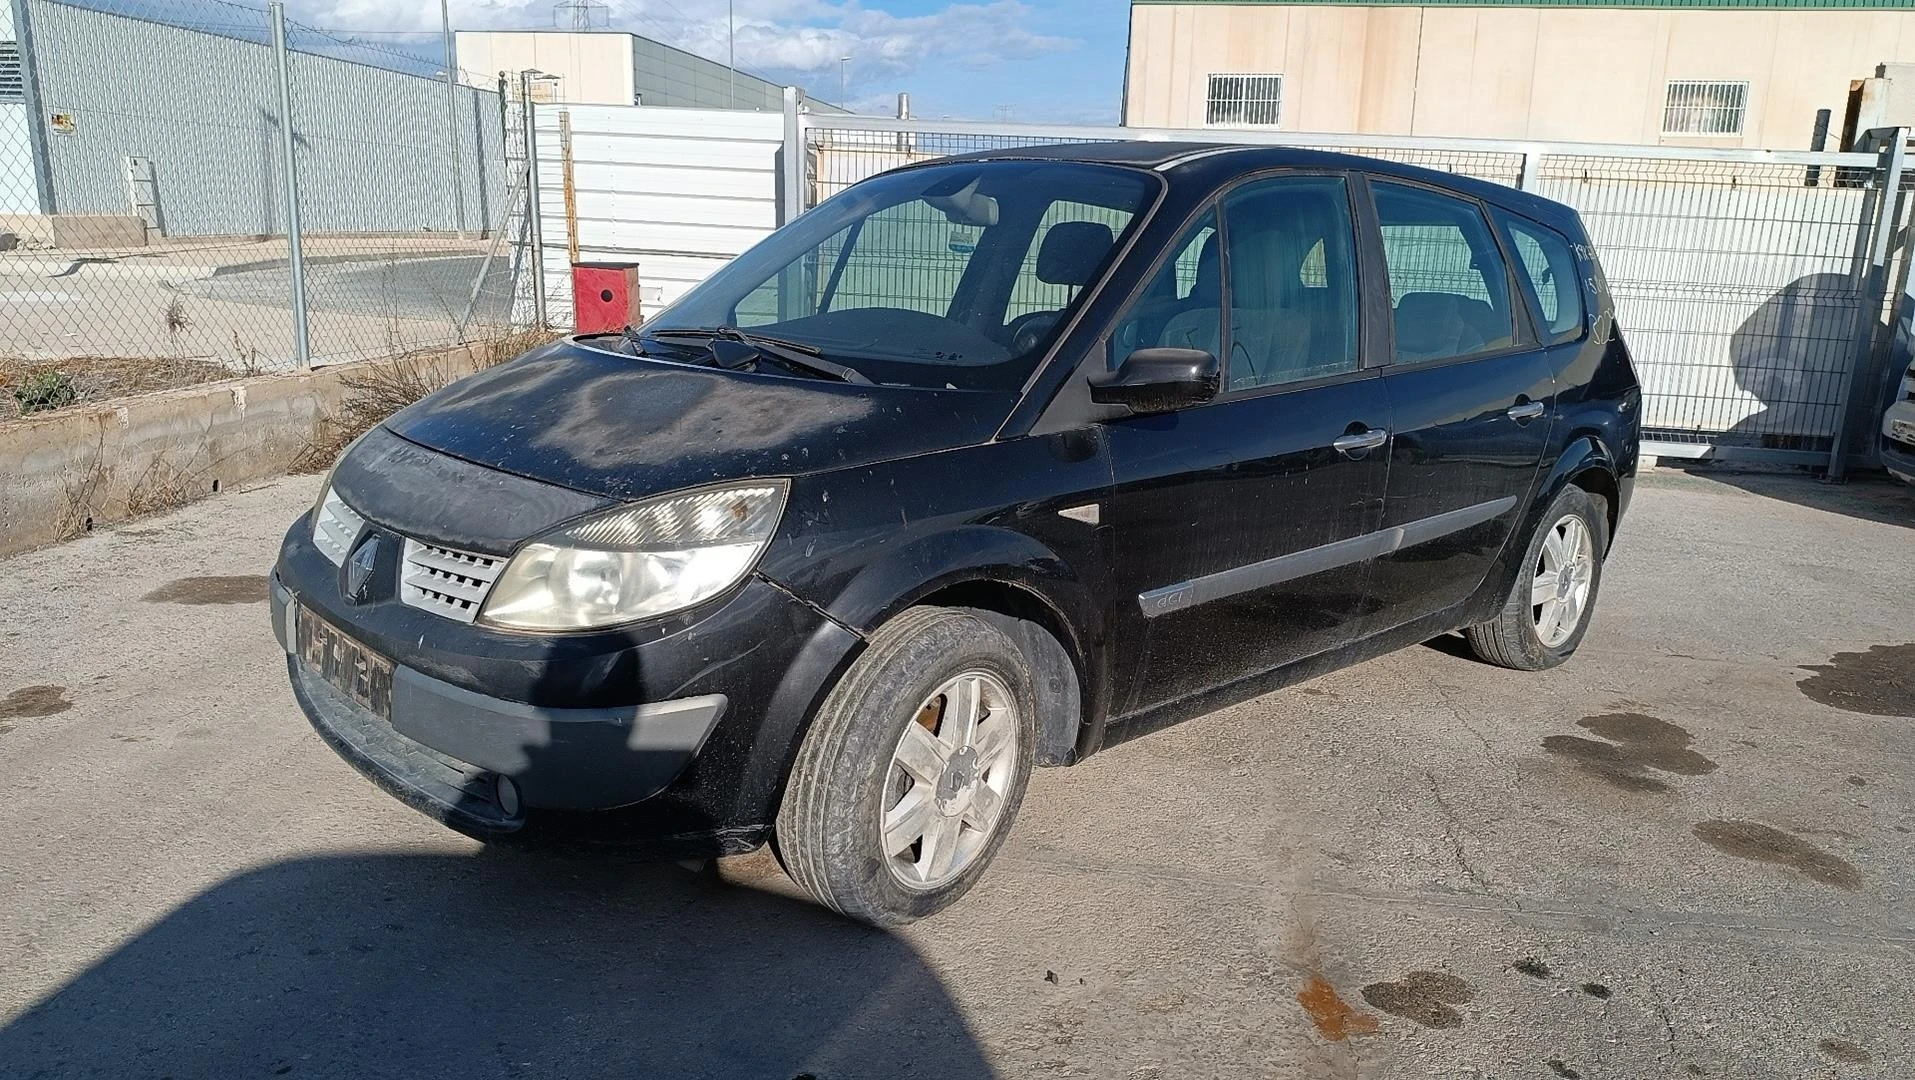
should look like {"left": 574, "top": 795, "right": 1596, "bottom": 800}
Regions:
{"left": 1036, "top": 221, "right": 1116, "bottom": 287}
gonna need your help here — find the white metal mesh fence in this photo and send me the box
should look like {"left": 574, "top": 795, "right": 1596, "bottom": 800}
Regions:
{"left": 801, "top": 116, "right": 1897, "bottom": 464}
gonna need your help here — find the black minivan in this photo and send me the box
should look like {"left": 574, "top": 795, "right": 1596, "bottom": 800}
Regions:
{"left": 272, "top": 143, "right": 1639, "bottom": 926}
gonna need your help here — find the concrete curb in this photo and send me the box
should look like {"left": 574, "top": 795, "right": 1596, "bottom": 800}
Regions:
{"left": 0, "top": 249, "right": 470, "bottom": 284}
{"left": 0, "top": 345, "right": 494, "bottom": 559}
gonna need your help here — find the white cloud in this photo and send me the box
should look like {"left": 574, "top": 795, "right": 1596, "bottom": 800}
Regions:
{"left": 291, "top": 0, "right": 1078, "bottom": 99}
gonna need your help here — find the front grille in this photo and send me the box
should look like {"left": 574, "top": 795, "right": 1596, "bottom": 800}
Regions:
{"left": 313, "top": 489, "right": 367, "bottom": 567}
{"left": 400, "top": 539, "right": 505, "bottom": 624}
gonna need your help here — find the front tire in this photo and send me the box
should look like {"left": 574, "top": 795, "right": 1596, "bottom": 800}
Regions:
{"left": 1464, "top": 485, "right": 1608, "bottom": 671}
{"left": 774, "top": 607, "right": 1038, "bottom": 927}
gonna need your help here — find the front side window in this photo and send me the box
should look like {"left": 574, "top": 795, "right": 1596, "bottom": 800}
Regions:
{"left": 1373, "top": 181, "right": 1517, "bottom": 364}
{"left": 1110, "top": 210, "right": 1221, "bottom": 366}
{"left": 1500, "top": 214, "right": 1585, "bottom": 342}
{"left": 1220, "top": 175, "right": 1361, "bottom": 390}
{"left": 648, "top": 161, "right": 1158, "bottom": 391}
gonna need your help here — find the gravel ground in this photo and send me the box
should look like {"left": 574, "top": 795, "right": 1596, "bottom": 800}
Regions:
{"left": 0, "top": 466, "right": 1910, "bottom": 1079}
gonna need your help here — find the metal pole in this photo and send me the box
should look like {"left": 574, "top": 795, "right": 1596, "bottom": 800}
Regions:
{"left": 780, "top": 85, "right": 803, "bottom": 226}
{"left": 270, "top": 3, "right": 312, "bottom": 370}
{"left": 1829, "top": 127, "right": 1906, "bottom": 480}
{"left": 441, "top": 0, "right": 467, "bottom": 238}
{"left": 727, "top": 0, "right": 735, "bottom": 109}
{"left": 839, "top": 57, "right": 848, "bottom": 108}
{"left": 1517, "top": 144, "right": 1545, "bottom": 193}
{"left": 521, "top": 71, "right": 548, "bottom": 329}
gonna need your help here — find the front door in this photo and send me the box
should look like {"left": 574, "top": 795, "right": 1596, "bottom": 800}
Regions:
{"left": 1360, "top": 179, "right": 1557, "bottom": 627}
{"left": 1103, "top": 175, "right": 1394, "bottom": 716}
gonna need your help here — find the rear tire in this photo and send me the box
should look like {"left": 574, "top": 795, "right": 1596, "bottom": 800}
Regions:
{"left": 1464, "top": 485, "right": 1608, "bottom": 671}
{"left": 774, "top": 606, "right": 1038, "bottom": 927}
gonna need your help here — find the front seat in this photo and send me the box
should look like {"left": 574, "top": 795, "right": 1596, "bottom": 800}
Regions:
{"left": 1010, "top": 221, "right": 1116, "bottom": 352}
{"left": 1156, "top": 233, "right": 1223, "bottom": 356}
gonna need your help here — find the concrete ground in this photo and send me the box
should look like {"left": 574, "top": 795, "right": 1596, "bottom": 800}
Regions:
{"left": 0, "top": 466, "right": 1909, "bottom": 1079}
{"left": 0, "top": 237, "right": 517, "bottom": 369}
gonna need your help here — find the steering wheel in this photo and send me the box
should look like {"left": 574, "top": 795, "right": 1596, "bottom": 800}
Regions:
{"left": 1007, "top": 310, "right": 1062, "bottom": 355}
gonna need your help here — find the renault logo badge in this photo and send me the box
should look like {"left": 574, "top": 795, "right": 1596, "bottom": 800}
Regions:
{"left": 344, "top": 535, "right": 381, "bottom": 603}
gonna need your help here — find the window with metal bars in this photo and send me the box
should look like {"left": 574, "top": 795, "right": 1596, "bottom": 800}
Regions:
{"left": 0, "top": 42, "right": 23, "bottom": 104}
{"left": 1662, "top": 80, "right": 1749, "bottom": 136}
{"left": 1206, "top": 73, "right": 1282, "bottom": 127}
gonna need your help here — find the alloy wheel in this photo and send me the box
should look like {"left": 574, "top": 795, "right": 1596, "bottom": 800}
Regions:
{"left": 880, "top": 671, "right": 1020, "bottom": 890}
{"left": 1531, "top": 513, "right": 1595, "bottom": 648}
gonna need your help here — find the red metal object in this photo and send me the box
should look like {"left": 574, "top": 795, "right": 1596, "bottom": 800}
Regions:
{"left": 571, "top": 263, "right": 641, "bottom": 333}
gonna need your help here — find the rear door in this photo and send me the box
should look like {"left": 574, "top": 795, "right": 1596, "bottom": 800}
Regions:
{"left": 1103, "top": 174, "right": 1393, "bottom": 715}
{"left": 1358, "top": 179, "right": 1558, "bottom": 629}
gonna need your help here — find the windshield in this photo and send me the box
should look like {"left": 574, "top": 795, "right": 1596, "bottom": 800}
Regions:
{"left": 637, "top": 160, "right": 1159, "bottom": 391}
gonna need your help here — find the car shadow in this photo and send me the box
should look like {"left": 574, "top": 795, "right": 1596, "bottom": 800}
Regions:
{"left": 0, "top": 849, "right": 997, "bottom": 1080}
{"left": 1662, "top": 462, "right": 1915, "bottom": 529}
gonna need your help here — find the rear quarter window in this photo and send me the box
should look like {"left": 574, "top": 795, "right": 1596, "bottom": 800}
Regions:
{"left": 1499, "top": 213, "right": 1587, "bottom": 343}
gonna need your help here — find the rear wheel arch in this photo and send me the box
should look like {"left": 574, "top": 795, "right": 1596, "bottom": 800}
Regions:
{"left": 1567, "top": 462, "right": 1619, "bottom": 538}
{"left": 1541, "top": 434, "right": 1620, "bottom": 534}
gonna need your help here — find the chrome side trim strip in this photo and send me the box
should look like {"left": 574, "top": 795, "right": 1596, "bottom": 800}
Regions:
{"left": 1137, "top": 495, "right": 1518, "bottom": 618}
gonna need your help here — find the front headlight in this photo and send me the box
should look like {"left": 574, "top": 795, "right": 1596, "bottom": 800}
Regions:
{"left": 478, "top": 481, "right": 789, "bottom": 631}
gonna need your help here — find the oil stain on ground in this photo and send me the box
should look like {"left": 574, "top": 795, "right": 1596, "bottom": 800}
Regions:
{"left": 1818, "top": 1038, "right": 1871, "bottom": 1064}
{"left": 1543, "top": 712, "right": 1717, "bottom": 792}
{"left": 0, "top": 685, "right": 72, "bottom": 728}
{"left": 1797, "top": 644, "right": 1915, "bottom": 717}
{"left": 1360, "top": 971, "right": 1473, "bottom": 1029}
{"left": 1296, "top": 974, "right": 1379, "bottom": 1040}
{"left": 1693, "top": 820, "right": 1861, "bottom": 889}
{"left": 142, "top": 575, "right": 269, "bottom": 605}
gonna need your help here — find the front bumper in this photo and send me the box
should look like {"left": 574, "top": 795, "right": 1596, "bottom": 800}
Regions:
{"left": 273, "top": 515, "right": 863, "bottom": 852}
{"left": 274, "top": 574, "right": 729, "bottom": 826}
{"left": 1882, "top": 402, "right": 1915, "bottom": 485}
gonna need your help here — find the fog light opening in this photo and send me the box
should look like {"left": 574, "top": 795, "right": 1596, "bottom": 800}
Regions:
{"left": 494, "top": 774, "right": 522, "bottom": 817}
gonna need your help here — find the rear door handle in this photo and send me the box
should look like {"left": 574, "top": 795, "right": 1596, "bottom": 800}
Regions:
{"left": 1507, "top": 401, "right": 1546, "bottom": 422}
{"left": 1332, "top": 428, "right": 1389, "bottom": 458}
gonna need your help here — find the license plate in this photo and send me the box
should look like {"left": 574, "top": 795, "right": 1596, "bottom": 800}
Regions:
{"left": 296, "top": 604, "right": 393, "bottom": 719}
{"left": 1892, "top": 418, "right": 1915, "bottom": 444}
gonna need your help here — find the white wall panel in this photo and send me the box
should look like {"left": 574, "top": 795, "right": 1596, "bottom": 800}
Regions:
{"left": 532, "top": 103, "right": 783, "bottom": 329}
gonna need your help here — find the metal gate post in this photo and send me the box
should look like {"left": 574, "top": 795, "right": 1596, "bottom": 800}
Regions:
{"left": 269, "top": 3, "right": 312, "bottom": 370}
{"left": 1829, "top": 128, "right": 1907, "bottom": 479}
{"left": 520, "top": 71, "right": 547, "bottom": 330}
{"left": 780, "top": 86, "right": 806, "bottom": 226}
{"left": 1518, "top": 144, "right": 1547, "bottom": 193}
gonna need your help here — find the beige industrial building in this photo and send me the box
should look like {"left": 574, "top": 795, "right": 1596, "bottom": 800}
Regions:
{"left": 1123, "top": 1, "right": 1915, "bottom": 149}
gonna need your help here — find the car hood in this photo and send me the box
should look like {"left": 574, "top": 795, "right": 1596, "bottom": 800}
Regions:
{"left": 385, "top": 339, "right": 1016, "bottom": 501}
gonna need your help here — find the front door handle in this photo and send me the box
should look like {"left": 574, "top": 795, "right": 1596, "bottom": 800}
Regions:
{"left": 1507, "top": 400, "right": 1546, "bottom": 423}
{"left": 1332, "top": 428, "right": 1389, "bottom": 458}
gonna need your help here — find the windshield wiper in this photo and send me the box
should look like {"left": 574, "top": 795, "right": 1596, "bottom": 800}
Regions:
{"left": 645, "top": 326, "right": 872, "bottom": 385}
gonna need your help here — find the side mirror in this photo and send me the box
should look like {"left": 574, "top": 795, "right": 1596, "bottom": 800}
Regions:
{"left": 1088, "top": 347, "right": 1220, "bottom": 414}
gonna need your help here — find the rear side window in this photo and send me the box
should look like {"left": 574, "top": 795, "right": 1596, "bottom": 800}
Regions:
{"left": 1500, "top": 214, "right": 1586, "bottom": 342}
{"left": 1373, "top": 181, "right": 1517, "bottom": 364}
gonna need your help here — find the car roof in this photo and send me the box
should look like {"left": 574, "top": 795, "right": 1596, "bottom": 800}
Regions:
{"left": 929, "top": 140, "right": 1580, "bottom": 231}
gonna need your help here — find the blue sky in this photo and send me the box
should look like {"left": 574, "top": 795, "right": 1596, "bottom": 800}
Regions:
{"left": 296, "top": 0, "right": 1130, "bottom": 123}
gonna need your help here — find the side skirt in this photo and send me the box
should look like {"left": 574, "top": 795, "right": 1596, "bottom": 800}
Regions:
{"left": 1096, "top": 601, "right": 1475, "bottom": 752}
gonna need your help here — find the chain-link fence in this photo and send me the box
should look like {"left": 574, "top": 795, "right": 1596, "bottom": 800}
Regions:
{"left": 0, "top": 0, "right": 533, "bottom": 416}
